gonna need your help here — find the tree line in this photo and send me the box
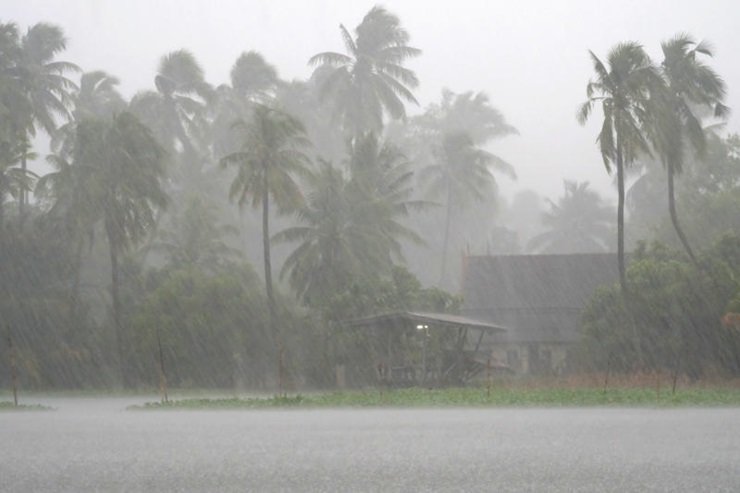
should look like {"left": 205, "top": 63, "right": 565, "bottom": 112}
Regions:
{"left": 0, "top": 8, "right": 738, "bottom": 390}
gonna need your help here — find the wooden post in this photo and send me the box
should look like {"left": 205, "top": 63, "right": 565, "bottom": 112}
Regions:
{"left": 156, "top": 327, "right": 168, "bottom": 404}
{"left": 7, "top": 327, "right": 18, "bottom": 407}
{"left": 486, "top": 357, "right": 492, "bottom": 399}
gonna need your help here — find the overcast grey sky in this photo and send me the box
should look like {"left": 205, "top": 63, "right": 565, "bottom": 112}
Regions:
{"left": 6, "top": 0, "right": 740, "bottom": 202}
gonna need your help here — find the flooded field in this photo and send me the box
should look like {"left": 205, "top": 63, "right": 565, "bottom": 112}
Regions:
{"left": 2, "top": 399, "right": 739, "bottom": 491}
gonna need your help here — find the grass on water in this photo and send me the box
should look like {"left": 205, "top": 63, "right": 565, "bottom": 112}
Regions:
{"left": 129, "top": 386, "right": 740, "bottom": 410}
{"left": 0, "top": 401, "right": 53, "bottom": 411}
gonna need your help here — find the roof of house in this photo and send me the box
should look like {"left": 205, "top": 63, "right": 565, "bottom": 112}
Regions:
{"left": 461, "top": 253, "right": 621, "bottom": 343}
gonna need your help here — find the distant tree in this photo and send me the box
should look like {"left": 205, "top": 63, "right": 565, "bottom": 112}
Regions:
{"left": 578, "top": 42, "right": 659, "bottom": 292}
{"left": 0, "top": 142, "right": 35, "bottom": 231}
{"left": 220, "top": 104, "right": 312, "bottom": 392}
{"left": 9, "top": 22, "right": 78, "bottom": 218}
{"left": 649, "top": 34, "right": 729, "bottom": 267}
{"left": 421, "top": 132, "right": 515, "bottom": 286}
{"left": 528, "top": 181, "right": 614, "bottom": 254}
{"left": 130, "top": 50, "right": 212, "bottom": 186}
{"left": 74, "top": 112, "right": 168, "bottom": 384}
{"left": 275, "top": 136, "right": 423, "bottom": 305}
{"left": 153, "top": 193, "right": 240, "bottom": 272}
{"left": 309, "top": 5, "right": 421, "bottom": 138}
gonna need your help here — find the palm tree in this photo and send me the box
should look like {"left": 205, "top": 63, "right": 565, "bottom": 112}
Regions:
{"left": 211, "top": 51, "right": 279, "bottom": 159}
{"left": 651, "top": 34, "right": 728, "bottom": 266}
{"left": 52, "top": 70, "right": 126, "bottom": 156}
{"left": 74, "top": 112, "right": 168, "bottom": 384}
{"left": 308, "top": 5, "right": 421, "bottom": 138}
{"left": 220, "top": 104, "right": 311, "bottom": 392}
{"left": 421, "top": 131, "right": 515, "bottom": 286}
{"left": 273, "top": 161, "right": 355, "bottom": 304}
{"left": 0, "top": 141, "right": 35, "bottom": 230}
{"left": 528, "top": 181, "right": 614, "bottom": 254}
{"left": 578, "top": 42, "right": 658, "bottom": 292}
{"left": 130, "top": 50, "right": 212, "bottom": 181}
{"left": 13, "top": 23, "right": 79, "bottom": 217}
{"left": 275, "top": 136, "right": 424, "bottom": 305}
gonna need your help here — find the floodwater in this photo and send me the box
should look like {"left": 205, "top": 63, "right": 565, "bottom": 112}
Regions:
{"left": 2, "top": 398, "right": 739, "bottom": 492}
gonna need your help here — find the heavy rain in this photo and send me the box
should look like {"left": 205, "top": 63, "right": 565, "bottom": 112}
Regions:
{"left": 1, "top": 1, "right": 740, "bottom": 491}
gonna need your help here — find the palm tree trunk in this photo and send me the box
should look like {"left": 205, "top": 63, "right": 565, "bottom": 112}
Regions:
{"left": 615, "top": 140, "right": 627, "bottom": 294}
{"left": 667, "top": 165, "right": 699, "bottom": 266}
{"left": 262, "top": 172, "right": 284, "bottom": 395}
{"left": 70, "top": 235, "right": 84, "bottom": 319}
{"left": 439, "top": 179, "right": 453, "bottom": 287}
{"left": 108, "top": 232, "right": 125, "bottom": 387}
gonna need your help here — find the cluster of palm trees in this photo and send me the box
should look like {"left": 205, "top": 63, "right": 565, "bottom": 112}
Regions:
{"left": 1, "top": 7, "right": 522, "bottom": 387}
{"left": 579, "top": 35, "right": 728, "bottom": 292}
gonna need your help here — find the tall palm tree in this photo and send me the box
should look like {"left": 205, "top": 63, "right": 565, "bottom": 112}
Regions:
{"left": 275, "top": 136, "right": 423, "bottom": 305}
{"left": 528, "top": 181, "right": 614, "bottom": 254}
{"left": 651, "top": 34, "right": 728, "bottom": 266}
{"left": 220, "top": 104, "right": 311, "bottom": 392}
{"left": 211, "top": 51, "right": 279, "bottom": 159}
{"left": 308, "top": 5, "right": 421, "bottom": 138}
{"left": 0, "top": 141, "right": 35, "bottom": 230}
{"left": 52, "top": 70, "right": 126, "bottom": 156}
{"left": 74, "top": 112, "right": 168, "bottom": 384}
{"left": 14, "top": 23, "right": 79, "bottom": 216}
{"left": 273, "top": 161, "right": 356, "bottom": 304}
{"left": 421, "top": 131, "right": 515, "bottom": 286}
{"left": 578, "top": 42, "right": 658, "bottom": 292}
{"left": 130, "top": 50, "right": 212, "bottom": 183}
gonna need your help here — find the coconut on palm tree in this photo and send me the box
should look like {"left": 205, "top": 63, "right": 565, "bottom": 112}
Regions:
{"left": 578, "top": 42, "right": 659, "bottom": 292}
{"left": 309, "top": 5, "right": 421, "bottom": 138}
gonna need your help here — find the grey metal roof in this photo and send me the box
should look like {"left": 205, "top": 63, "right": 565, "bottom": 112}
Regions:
{"left": 461, "top": 253, "right": 621, "bottom": 343}
{"left": 342, "top": 311, "right": 507, "bottom": 333}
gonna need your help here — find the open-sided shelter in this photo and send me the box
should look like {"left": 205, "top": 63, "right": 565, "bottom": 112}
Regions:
{"left": 341, "top": 311, "right": 506, "bottom": 387}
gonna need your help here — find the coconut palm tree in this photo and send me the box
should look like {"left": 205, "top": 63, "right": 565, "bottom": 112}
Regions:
{"left": 12, "top": 22, "right": 79, "bottom": 217}
{"left": 220, "top": 104, "right": 311, "bottom": 392}
{"left": 651, "top": 34, "right": 728, "bottom": 266}
{"left": 52, "top": 70, "right": 126, "bottom": 156}
{"left": 73, "top": 112, "right": 168, "bottom": 384}
{"left": 0, "top": 141, "right": 35, "bottom": 231}
{"left": 528, "top": 181, "right": 614, "bottom": 253}
{"left": 308, "top": 5, "right": 421, "bottom": 138}
{"left": 130, "top": 50, "right": 211, "bottom": 175}
{"left": 421, "top": 131, "right": 515, "bottom": 286}
{"left": 275, "top": 135, "right": 424, "bottom": 305}
{"left": 578, "top": 42, "right": 658, "bottom": 292}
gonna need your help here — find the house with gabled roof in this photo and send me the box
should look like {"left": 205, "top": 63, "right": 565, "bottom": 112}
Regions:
{"left": 461, "top": 253, "right": 621, "bottom": 374}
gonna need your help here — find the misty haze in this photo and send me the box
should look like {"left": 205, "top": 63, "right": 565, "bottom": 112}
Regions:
{"left": 1, "top": 1, "right": 740, "bottom": 491}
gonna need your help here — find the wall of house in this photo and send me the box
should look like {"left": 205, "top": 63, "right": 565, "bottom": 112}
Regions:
{"left": 490, "top": 343, "right": 574, "bottom": 375}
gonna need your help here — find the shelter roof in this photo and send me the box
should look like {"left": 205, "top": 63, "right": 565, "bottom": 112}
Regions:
{"left": 342, "top": 311, "right": 507, "bottom": 333}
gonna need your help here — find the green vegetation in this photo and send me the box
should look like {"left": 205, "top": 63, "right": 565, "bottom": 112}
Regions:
{"left": 131, "top": 386, "right": 740, "bottom": 410}
{"left": 0, "top": 8, "right": 738, "bottom": 397}
{"left": 0, "top": 401, "right": 53, "bottom": 411}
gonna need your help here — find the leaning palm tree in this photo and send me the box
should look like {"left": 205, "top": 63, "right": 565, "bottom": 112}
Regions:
{"left": 528, "top": 181, "right": 614, "bottom": 254}
{"left": 651, "top": 34, "right": 728, "bottom": 266}
{"left": 130, "top": 50, "right": 212, "bottom": 182}
{"left": 308, "top": 5, "right": 421, "bottom": 138}
{"left": 220, "top": 104, "right": 311, "bottom": 393}
{"left": 13, "top": 23, "right": 79, "bottom": 217}
{"left": 0, "top": 141, "right": 36, "bottom": 230}
{"left": 421, "top": 131, "right": 515, "bottom": 286}
{"left": 578, "top": 42, "right": 658, "bottom": 292}
{"left": 74, "top": 112, "right": 168, "bottom": 385}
